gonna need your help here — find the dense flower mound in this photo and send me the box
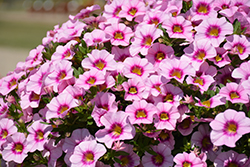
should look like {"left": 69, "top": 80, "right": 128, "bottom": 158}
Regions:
{"left": 1, "top": 0, "right": 250, "bottom": 166}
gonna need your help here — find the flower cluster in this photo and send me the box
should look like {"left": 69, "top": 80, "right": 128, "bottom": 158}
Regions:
{"left": 1, "top": 0, "right": 250, "bottom": 166}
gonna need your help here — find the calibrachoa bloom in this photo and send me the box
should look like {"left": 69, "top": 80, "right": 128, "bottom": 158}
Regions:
{"left": 0, "top": 118, "right": 17, "bottom": 147}
{"left": 174, "top": 152, "right": 204, "bottom": 167}
{"left": 95, "top": 111, "right": 136, "bottom": 148}
{"left": 69, "top": 140, "right": 107, "bottom": 167}
{"left": 142, "top": 143, "right": 173, "bottom": 167}
{"left": 210, "top": 109, "right": 250, "bottom": 147}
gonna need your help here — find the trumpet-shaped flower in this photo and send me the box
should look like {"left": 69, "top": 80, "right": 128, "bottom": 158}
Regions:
{"left": 162, "top": 15, "right": 193, "bottom": 41}
{"left": 195, "top": 17, "right": 233, "bottom": 47}
{"left": 0, "top": 72, "right": 23, "bottom": 96}
{"left": 104, "top": 23, "right": 134, "bottom": 46}
{"left": 145, "top": 75, "right": 169, "bottom": 97}
{"left": 190, "top": 0, "right": 217, "bottom": 21}
{"left": 174, "top": 152, "right": 204, "bottom": 167}
{"left": 125, "top": 100, "right": 157, "bottom": 125}
{"left": 224, "top": 35, "right": 250, "bottom": 60}
{"left": 95, "top": 111, "right": 136, "bottom": 148}
{"left": 210, "top": 109, "right": 250, "bottom": 147}
{"left": 156, "top": 130, "right": 175, "bottom": 150}
{"left": 232, "top": 60, "right": 250, "bottom": 82}
{"left": 208, "top": 47, "right": 231, "bottom": 68}
{"left": 142, "top": 143, "right": 173, "bottom": 167}
{"left": 69, "top": 140, "right": 107, "bottom": 167}
{"left": 2, "top": 132, "right": 29, "bottom": 164}
{"left": 51, "top": 40, "right": 78, "bottom": 60}
{"left": 46, "top": 93, "right": 79, "bottom": 119}
{"left": 154, "top": 102, "right": 180, "bottom": 130}
{"left": 218, "top": 82, "right": 249, "bottom": 104}
{"left": 0, "top": 118, "right": 17, "bottom": 147}
{"left": 83, "top": 29, "right": 110, "bottom": 47}
{"left": 81, "top": 49, "right": 117, "bottom": 73}
{"left": 130, "top": 24, "right": 163, "bottom": 56}
{"left": 102, "top": 0, "right": 125, "bottom": 23}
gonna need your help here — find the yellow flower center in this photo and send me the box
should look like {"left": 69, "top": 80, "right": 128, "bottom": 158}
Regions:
{"left": 95, "top": 60, "right": 105, "bottom": 70}
{"left": 36, "top": 131, "right": 44, "bottom": 140}
{"left": 153, "top": 154, "right": 164, "bottom": 165}
{"left": 202, "top": 136, "right": 211, "bottom": 149}
{"left": 114, "top": 7, "right": 121, "bottom": 16}
{"left": 159, "top": 131, "right": 169, "bottom": 141}
{"left": 150, "top": 18, "right": 159, "bottom": 26}
{"left": 9, "top": 79, "right": 17, "bottom": 88}
{"left": 194, "top": 77, "right": 204, "bottom": 86}
{"left": 59, "top": 105, "right": 69, "bottom": 114}
{"left": 197, "top": 4, "right": 208, "bottom": 13}
{"left": 195, "top": 50, "right": 206, "bottom": 61}
{"left": 114, "top": 32, "right": 124, "bottom": 40}
{"left": 136, "top": 109, "right": 147, "bottom": 118}
{"left": 59, "top": 71, "right": 66, "bottom": 80}
{"left": 85, "top": 152, "right": 94, "bottom": 162}
{"left": 31, "top": 92, "right": 40, "bottom": 101}
{"left": 164, "top": 93, "right": 173, "bottom": 102}
{"left": 160, "top": 112, "right": 169, "bottom": 120}
{"left": 208, "top": 27, "right": 219, "bottom": 37}
{"left": 154, "top": 85, "right": 161, "bottom": 92}
{"left": 1, "top": 130, "right": 8, "bottom": 139}
{"left": 215, "top": 54, "right": 223, "bottom": 62}
{"left": 181, "top": 119, "right": 191, "bottom": 129}
{"left": 227, "top": 122, "right": 237, "bottom": 133}
{"left": 120, "top": 156, "right": 130, "bottom": 166}
{"left": 143, "top": 36, "right": 153, "bottom": 46}
{"left": 235, "top": 44, "right": 245, "bottom": 54}
{"left": 172, "top": 11, "right": 177, "bottom": 17}
{"left": 156, "top": 52, "right": 165, "bottom": 61}
{"left": 222, "top": 4, "right": 229, "bottom": 9}
{"left": 87, "top": 77, "right": 96, "bottom": 85}
{"left": 171, "top": 69, "right": 182, "bottom": 79}
{"left": 173, "top": 25, "right": 183, "bottom": 33}
{"left": 128, "top": 7, "right": 137, "bottom": 16}
{"left": 15, "top": 143, "right": 23, "bottom": 153}
{"left": 230, "top": 92, "right": 239, "bottom": 99}
{"left": 129, "top": 86, "right": 137, "bottom": 94}
{"left": 201, "top": 100, "right": 211, "bottom": 108}
{"left": 131, "top": 66, "right": 142, "bottom": 76}
{"left": 112, "top": 124, "right": 122, "bottom": 136}
{"left": 183, "top": 162, "right": 192, "bottom": 167}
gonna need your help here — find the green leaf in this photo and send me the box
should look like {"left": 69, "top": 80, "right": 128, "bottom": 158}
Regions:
{"left": 233, "top": 19, "right": 242, "bottom": 35}
{"left": 145, "top": 147, "right": 157, "bottom": 155}
{"left": 115, "top": 151, "right": 129, "bottom": 156}
{"left": 113, "top": 157, "right": 122, "bottom": 164}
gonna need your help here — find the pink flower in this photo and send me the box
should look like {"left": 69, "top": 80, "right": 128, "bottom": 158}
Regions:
{"left": 69, "top": 140, "right": 106, "bottom": 167}
{"left": 130, "top": 24, "right": 163, "bottom": 56}
{"left": 74, "top": 68, "right": 105, "bottom": 90}
{"left": 218, "top": 82, "right": 249, "bottom": 104}
{"left": 195, "top": 17, "right": 233, "bottom": 47}
{"left": 81, "top": 49, "right": 117, "bottom": 73}
{"left": 25, "top": 45, "right": 44, "bottom": 69}
{"left": 232, "top": 60, "right": 250, "bottom": 82}
{"left": 154, "top": 102, "right": 180, "bottom": 130}
{"left": 141, "top": 143, "right": 173, "bottom": 167}
{"left": 122, "top": 57, "right": 154, "bottom": 80}
{"left": 119, "top": 0, "right": 147, "bottom": 21}
{"left": 177, "top": 117, "right": 198, "bottom": 136}
{"left": 156, "top": 130, "right": 175, "bottom": 150}
{"left": 70, "top": 4, "right": 100, "bottom": 20}
{"left": 104, "top": 23, "right": 134, "bottom": 46}
{"left": 26, "top": 120, "right": 53, "bottom": 152}
{"left": 174, "top": 152, "right": 204, "bottom": 167}
{"left": 214, "top": 150, "right": 248, "bottom": 167}
{"left": 2, "top": 132, "right": 29, "bottom": 163}
{"left": 145, "top": 75, "right": 169, "bottom": 97}
{"left": 143, "top": 10, "right": 168, "bottom": 26}
{"left": 0, "top": 72, "right": 23, "bottom": 96}
{"left": 102, "top": 0, "right": 125, "bottom": 23}
{"left": 83, "top": 29, "right": 110, "bottom": 47}
{"left": 190, "top": 0, "right": 217, "bottom": 21}
{"left": 162, "top": 15, "right": 193, "bottom": 41}
{"left": 210, "top": 109, "right": 250, "bottom": 147}
{"left": 159, "top": 57, "right": 196, "bottom": 83}
{"left": 95, "top": 111, "right": 136, "bottom": 148}
{"left": 46, "top": 93, "right": 79, "bottom": 119}
{"left": 51, "top": 40, "right": 78, "bottom": 60}
{"left": 208, "top": 47, "right": 231, "bottom": 68}
{"left": 224, "top": 35, "right": 250, "bottom": 60}
{"left": 125, "top": 100, "right": 157, "bottom": 125}
{"left": 195, "top": 95, "right": 226, "bottom": 108}
{"left": 0, "top": 118, "right": 17, "bottom": 147}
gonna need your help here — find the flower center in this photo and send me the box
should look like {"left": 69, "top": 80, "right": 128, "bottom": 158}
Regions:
{"left": 215, "top": 54, "right": 223, "bottom": 62}
{"left": 154, "top": 84, "right": 161, "bottom": 92}
{"left": 150, "top": 18, "right": 159, "bottom": 26}
{"left": 183, "top": 161, "right": 192, "bottom": 167}
{"left": 222, "top": 4, "right": 229, "bottom": 9}
{"left": 128, "top": 86, "right": 138, "bottom": 94}
{"left": 153, "top": 154, "right": 164, "bottom": 165}
{"left": 160, "top": 112, "right": 169, "bottom": 120}
{"left": 15, "top": 143, "right": 23, "bottom": 153}
{"left": 136, "top": 109, "right": 147, "bottom": 118}
{"left": 202, "top": 100, "right": 211, "bottom": 108}
{"left": 227, "top": 162, "right": 239, "bottom": 167}
{"left": 171, "top": 69, "right": 182, "bottom": 79}
{"left": 87, "top": 77, "right": 96, "bottom": 85}
{"left": 59, "top": 71, "right": 66, "bottom": 80}
{"left": 36, "top": 130, "right": 44, "bottom": 140}
{"left": 9, "top": 78, "right": 17, "bottom": 88}
{"left": 197, "top": 3, "right": 208, "bottom": 14}
{"left": 120, "top": 156, "right": 130, "bottom": 166}
{"left": 235, "top": 43, "right": 245, "bottom": 54}
{"left": 195, "top": 50, "right": 206, "bottom": 61}
{"left": 1, "top": 130, "right": 8, "bottom": 139}
{"left": 30, "top": 92, "right": 40, "bottom": 101}
{"left": 173, "top": 25, "right": 183, "bottom": 33}
{"left": 128, "top": 7, "right": 137, "bottom": 16}
{"left": 155, "top": 52, "right": 165, "bottom": 61}
{"left": 208, "top": 26, "right": 219, "bottom": 37}
{"left": 230, "top": 92, "right": 239, "bottom": 99}
{"left": 202, "top": 136, "right": 212, "bottom": 150}
{"left": 131, "top": 66, "right": 143, "bottom": 76}
{"left": 194, "top": 77, "right": 204, "bottom": 86}
{"left": 114, "top": 32, "right": 124, "bottom": 40}
{"left": 226, "top": 122, "right": 237, "bottom": 134}
{"left": 59, "top": 105, "right": 69, "bottom": 114}
{"left": 181, "top": 119, "right": 191, "bottom": 129}
{"left": 111, "top": 124, "right": 122, "bottom": 136}
{"left": 158, "top": 131, "right": 169, "bottom": 141}
{"left": 84, "top": 152, "right": 94, "bottom": 163}
{"left": 143, "top": 36, "right": 153, "bottom": 46}
{"left": 94, "top": 59, "right": 106, "bottom": 70}
{"left": 114, "top": 7, "right": 122, "bottom": 16}
{"left": 164, "top": 93, "right": 173, "bottom": 102}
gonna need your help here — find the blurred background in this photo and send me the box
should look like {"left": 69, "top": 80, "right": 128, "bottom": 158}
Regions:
{"left": 0, "top": 0, "right": 105, "bottom": 77}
